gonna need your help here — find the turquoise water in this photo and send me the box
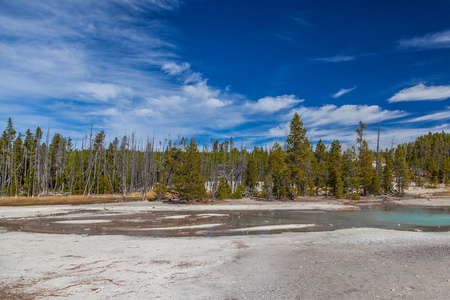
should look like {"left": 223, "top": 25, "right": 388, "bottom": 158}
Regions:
{"left": 368, "top": 208, "right": 450, "bottom": 226}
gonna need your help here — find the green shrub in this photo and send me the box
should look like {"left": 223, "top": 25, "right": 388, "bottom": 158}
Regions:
{"left": 153, "top": 183, "right": 168, "bottom": 200}
{"left": 216, "top": 178, "right": 232, "bottom": 199}
{"left": 231, "top": 184, "right": 245, "bottom": 199}
{"left": 351, "top": 193, "right": 361, "bottom": 200}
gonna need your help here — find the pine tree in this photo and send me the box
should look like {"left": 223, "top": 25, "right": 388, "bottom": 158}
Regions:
{"left": 244, "top": 156, "right": 259, "bottom": 195}
{"left": 314, "top": 139, "right": 328, "bottom": 196}
{"left": 268, "top": 142, "right": 288, "bottom": 200}
{"left": 216, "top": 178, "right": 232, "bottom": 199}
{"left": 382, "top": 150, "right": 394, "bottom": 194}
{"left": 355, "top": 121, "right": 375, "bottom": 195}
{"left": 327, "top": 140, "right": 344, "bottom": 198}
{"left": 394, "top": 145, "right": 409, "bottom": 195}
{"left": 427, "top": 156, "right": 439, "bottom": 183}
{"left": 285, "top": 112, "right": 310, "bottom": 195}
{"left": 342, "top": 146, "right": 358, "bottom": 196}
{"left": 173, "top": 138, "right": 207, "bottom": 202}
{"left": 440, "top": 156, "right": 450, "bottom": 185}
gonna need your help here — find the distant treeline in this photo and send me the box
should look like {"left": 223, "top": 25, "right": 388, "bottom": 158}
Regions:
{"left": 1, "top": 115, "right": 449, "bottom": 201}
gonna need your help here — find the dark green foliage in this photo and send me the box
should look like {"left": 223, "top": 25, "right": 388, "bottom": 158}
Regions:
{"left": 327, "top": 140, "right": 344, "bottom": 198}
{"left": 153, "top": 183, "right": 168, "bottom": 200}
{"left": 394, "top": 145, "right": 409, "bottom": 195}
{"left": 382, "top": 152, "right": 394, "bottom": 194}
{"left": 355, "top": 122, "right": 377, "bottom": 195}
{"left": 268, "top": 142, "right": 288, "bottom": 200}
{"left": 231, "top": 184, "right": 245, "bottom": 199}
{"left": 285, "top": 112, "right": 311, "bottom": 195}
{"left": 216, "top": 178, "right": 232, "bottom": 199}
{"left": 342, "top": 146, "right": 358, "bottom": 196}
{"left": 314, "top": 139, "right": 328, "bottom": 196}
{"left": 244, "top": 156, "right": 259, "bottom": 194}
{"left": 3, "top": 116, "right": 450, "bottom": 201}
{"left": 173, "top": 138, "right": 207, "bottom": 202}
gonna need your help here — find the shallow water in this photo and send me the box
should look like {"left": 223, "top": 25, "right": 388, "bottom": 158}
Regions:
{"left": 1, "top": 206, "right": 449, "bottom": 237}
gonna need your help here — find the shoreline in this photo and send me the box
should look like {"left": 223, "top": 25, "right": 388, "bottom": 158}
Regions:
{"left": 0, "top": 196, "right": 448, "bottom": 220}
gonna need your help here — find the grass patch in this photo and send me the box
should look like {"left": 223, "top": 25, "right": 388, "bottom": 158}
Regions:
{"left": 432, "top": 191, "right": 450, "bottom": 196}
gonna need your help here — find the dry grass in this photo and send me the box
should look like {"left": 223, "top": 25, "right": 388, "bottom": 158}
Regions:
{"left": 0, "top": 194, "right": 146, "bottom": 206}
{"left": 432, "top": 190, "right": 450, "bottom": 196}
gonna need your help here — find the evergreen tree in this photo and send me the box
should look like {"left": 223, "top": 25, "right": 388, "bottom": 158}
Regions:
{"left": 231, "top": 184, "right": 245, "bottom": 199}
{"left": 244, "top": 156, "right": 259, "bottom": 195}
{"left": 314, "top": 139, "right": 328, "bottom": 196}
{"left": 440, "top": 156, "right": 450, "bottom": 185}
{"left": 427, "top": 156, "right": 439, "bottom": 183}
{"left": 355, "top": 121, "right": 375, "bottom": 195}
{"left": 394, "top": 145, "right": 409, "bottom": 195}
{"left": 327, "top": 140, "right": 344, "bottom": 198}
{"left": 268, "top": 142, "right": 288, "bottom": 200}
{"left": 173, "top": 138, "right": 207, "bottom": 202}
{"left": 382, "top": 150, "right": 394, "bottom": 194}
{"left": 216, "top": 178, "right": 232, "bottom": 199}
{"left": 342, "top": 146, "right": 358, "bottom": 196}
{"left": 285, "top": 112, "right": 310, "bottom": 195}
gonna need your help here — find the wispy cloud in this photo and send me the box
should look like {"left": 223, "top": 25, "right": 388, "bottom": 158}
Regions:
{"left": 399, "top": 30, "right": 450, "bottom": 50}
{"left": 315, "top": 55, "right": 355, "bottom": 63}
{"left": 388, "top": 83, "right": 450, "bottom": 103}
{"left": 332, "top": 86, "right": 356, "bottom": 98}
{"left": 270, "top": 29, "right": 297, "bottom": 42}
{"left": 247, "top": 95, "right": 304, "bottom": 113}
{"left": 402, "top": 108, "right": 450, "bottom": 123}
{"left": 290, "top": 16, "right": 311, "bottom": 27}
{"left": 267, "top": 104, "right": 407, "bottom": 145}
{"left": 162, "top": 62, "right": 191, "bottom": 75}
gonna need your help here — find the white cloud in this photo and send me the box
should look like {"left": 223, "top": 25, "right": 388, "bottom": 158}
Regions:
{"left": 183, "top": 80, "right": 220, "bottom": 100}
{"left": 402, "top": 108, "right": 450, "bottom": 123}
{"left": 332, "top": 86, "right": 356, "bottom": 98}
{"left": 248, "top": 95, "right": 304, "bottom": 113}
{"left": 78, "top": 83, "right": 132, "bottom": 102}
{"left": 295, "top": 104, "right": 407, "bottom": 127}
{"left": 162, "top": 62, "right": 191, "bottom": 75}
{"left": 87, "top": 108, "right": 120, "bottom": 116}
{"left": 388, "top": 83, "right": 450, "bottom": 103}
{"left": 266, "top": 104, "right": 408, "bottom": 148}
{"left": 399, "top": 30, "right": 450, "bottom": 50}
{"left": 315, "top": 55, "right": 355, "bottom": 63}
{"left": 204, "top": 98, "right": 228, "bottom": 108}
{"left": 147, "top": 95, "right": 187, "bottom": 110}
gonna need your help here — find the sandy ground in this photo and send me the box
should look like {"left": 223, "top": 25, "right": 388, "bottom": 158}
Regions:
{"left": 0, "top": 199, "right": 361, "bottom": 220}
{"left": 1, "top": 228, "right": 449, "bottom": 299}
{"left": 0, "top": 199, "right": 449, "bottom": 299}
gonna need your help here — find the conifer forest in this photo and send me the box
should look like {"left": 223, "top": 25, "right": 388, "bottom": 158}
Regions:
{"left": 1, "top": 114, "right": 449, "bottom": 201}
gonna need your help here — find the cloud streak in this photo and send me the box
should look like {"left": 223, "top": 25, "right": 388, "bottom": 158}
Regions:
{"left": 315, "top": 55, "right": 355, "bottom": 63}
{"left": 267, "top": 104, "right": 408, "bottom": 145}
{"left": 399, "top": 30, "right": 450, "bottom": 50}
{"left": 388, "top": 83, "right": 450, "bottom": 103}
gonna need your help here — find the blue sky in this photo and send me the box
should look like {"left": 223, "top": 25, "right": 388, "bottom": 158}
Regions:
{"left": 1, "top": 0, "right": 450, "bottom": 149}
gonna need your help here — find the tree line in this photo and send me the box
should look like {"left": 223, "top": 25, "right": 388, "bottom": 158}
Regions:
{"left": 0, "top": 115, "right": 448, "bottom": 201}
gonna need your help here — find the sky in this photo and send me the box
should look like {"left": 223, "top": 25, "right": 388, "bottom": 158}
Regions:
{"left": 1, "top": 0, "right": 450, "bottom": 150}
